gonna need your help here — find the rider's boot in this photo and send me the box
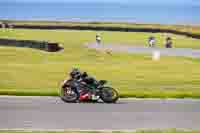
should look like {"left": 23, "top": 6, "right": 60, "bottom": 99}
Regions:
{"left": 91, "top": 94, "right": 99, "bottom": 100}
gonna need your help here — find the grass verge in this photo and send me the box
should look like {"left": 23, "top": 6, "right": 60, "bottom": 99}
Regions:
{"left": 1, "top": 29, "right": 200, "bottom": 98}
{"left": 0, "top": 129, "right": 200, "bottom": 133}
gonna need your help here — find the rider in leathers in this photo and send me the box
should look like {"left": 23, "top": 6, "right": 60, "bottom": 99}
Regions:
{"left": 69, "top": 68, "right": 98, "bottom": 100}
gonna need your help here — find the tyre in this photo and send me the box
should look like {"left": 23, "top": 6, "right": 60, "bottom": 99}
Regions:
{"left": 100, "top": 87, "right": 119, "bottom": 103}
{"left": 60, "top": 86, "right": 78, "bottom": 103}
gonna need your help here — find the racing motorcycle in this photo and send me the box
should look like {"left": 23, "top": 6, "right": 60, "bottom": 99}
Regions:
{"left": 60, "top": 78, "right": 119, "bottom": 103}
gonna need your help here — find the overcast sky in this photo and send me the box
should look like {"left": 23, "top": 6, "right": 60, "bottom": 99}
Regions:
{"left": 2, "top": 0, "right": 200, "bottom": 5}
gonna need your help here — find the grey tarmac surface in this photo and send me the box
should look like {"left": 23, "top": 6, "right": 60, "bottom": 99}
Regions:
{"left": 0, "top": 96, "right": 200, "bottom": 130}
{"left": 85, "top": 43, "right": 200, "bottom": 58}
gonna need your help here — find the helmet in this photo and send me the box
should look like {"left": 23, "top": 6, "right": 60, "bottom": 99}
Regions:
{"left": 70, "top": 68, "right": 81, "bottom": 79}
{"left": 81, "top": 72, "right": 88, "bottom": 78}
{"left": 166, "top": 37, "right": 171, "bottom": 40}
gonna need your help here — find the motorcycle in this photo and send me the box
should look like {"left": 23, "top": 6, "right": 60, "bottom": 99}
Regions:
{"left": 60, "top": 78, "right": 119, "bottom": 103}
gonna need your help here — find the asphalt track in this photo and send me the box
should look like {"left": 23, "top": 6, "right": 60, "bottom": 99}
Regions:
{"left": 0, "top": 96, "right": 200, "bottom": 130}
{"left": 85, "top": 43, "right": 200, "bottom": 58}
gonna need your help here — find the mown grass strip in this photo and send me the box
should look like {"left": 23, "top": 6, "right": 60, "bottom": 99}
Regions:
{"left": 0, "top": 129, "right": 200, "bottom": 133}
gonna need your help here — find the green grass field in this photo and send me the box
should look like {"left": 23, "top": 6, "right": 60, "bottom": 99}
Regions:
{"left": 0, "top": 129, "right": 200, "bottom": 133}
{"left": 1, "top": 28, "right": 200, "bottom": 98}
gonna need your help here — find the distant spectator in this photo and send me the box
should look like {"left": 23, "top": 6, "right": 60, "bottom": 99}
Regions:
{"left": 148, "top": 36, "right": 156, "bottom": 47}
{"left": 165, "top": 37, "right": 172, "bottom": 48}
{"left": 96, "top": 33, "right": 101, "bottom": 45}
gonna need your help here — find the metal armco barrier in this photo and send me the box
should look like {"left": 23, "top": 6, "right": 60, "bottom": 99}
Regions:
{"left": 0, "top": 38, "right": 63, "bottom": 52}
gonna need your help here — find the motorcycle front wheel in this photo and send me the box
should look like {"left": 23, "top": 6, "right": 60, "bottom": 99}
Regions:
{"left": 100, "top": 87, "right": 119, "bottom": 103}
{"left": 60, "top": 86, "right": 78, "bottom": 103}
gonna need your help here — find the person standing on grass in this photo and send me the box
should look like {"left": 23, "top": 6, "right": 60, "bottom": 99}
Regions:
{"left": 165, "top": 37, "right": 172, "bottom": 48}
{"left": 96, "top": 33, "right": 101, "bottom": 45}
{"left": 148, "top": 36, "right": 156, "bottom": 47}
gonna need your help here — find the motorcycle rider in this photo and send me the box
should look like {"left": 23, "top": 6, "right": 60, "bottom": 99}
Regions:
{"left": 66, "top": 68, "right": 82, "bottom": 99}
{"left": 80, "top": 71, "right": 100, "bottom": 100}
{"left": 68, "top": 68, "right": 99, "bottom": 100}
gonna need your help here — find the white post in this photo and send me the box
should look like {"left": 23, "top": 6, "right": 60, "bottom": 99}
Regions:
{"left": 152, "top": 50, "right": 160, "bottom": 61}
